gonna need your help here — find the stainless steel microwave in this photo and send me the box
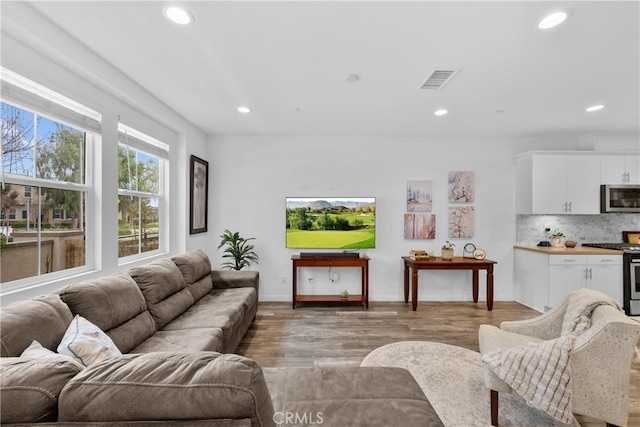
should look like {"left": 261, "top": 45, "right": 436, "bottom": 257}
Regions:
{"left": 601, "top": 185, "right": 640, "bottom": 213}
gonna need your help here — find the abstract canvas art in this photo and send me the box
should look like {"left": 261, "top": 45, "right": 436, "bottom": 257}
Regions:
{"left": 407, "top": 180, "right": 433, "bottom": 212}
{"left": 448, "top": 171, "right": 474, "bottom": 203}
{"left": 449, "top": 207, "right": 474, "bottom": 238}
{"left": 404, "top": 213, "right": 436, "bottom": 239}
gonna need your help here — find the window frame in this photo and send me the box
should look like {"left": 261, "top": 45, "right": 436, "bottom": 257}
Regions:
{"left": 116, "top": 124, "right": 169, "bottom": 264}
{"left": 1, "top": 73, "right": 98, "bottom": 292}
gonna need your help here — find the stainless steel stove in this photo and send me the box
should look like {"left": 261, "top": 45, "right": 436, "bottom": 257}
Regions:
{"left": 583, "top": 238, "right": 640, "bottom": 315}
{"left": 581, "top": 243, "right": 640, "bottom": 254}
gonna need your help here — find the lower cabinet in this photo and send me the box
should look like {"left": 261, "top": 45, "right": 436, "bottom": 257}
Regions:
{"left": 515, "top": 250, "right": 622, "bottom": 312}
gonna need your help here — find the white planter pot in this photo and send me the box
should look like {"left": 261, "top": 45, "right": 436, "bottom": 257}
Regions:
{"left": 550, "top": 237, "right": 564, "bottom": 248}
{"left": 441, "top": 249, "right": 454, "bottom": 260}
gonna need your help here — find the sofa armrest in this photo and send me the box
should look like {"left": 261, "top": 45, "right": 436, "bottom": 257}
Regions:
{"left": 58, "top": 352, "right": 275, "bottom": 426}
{"left": 211, "top": 270, "right": 259, "bottom": 293}
{"left": 500, "top": 294, "right": 571, "bottom": 340}
{"left": 570, "top": 306, "right": 640, "bottom": 426}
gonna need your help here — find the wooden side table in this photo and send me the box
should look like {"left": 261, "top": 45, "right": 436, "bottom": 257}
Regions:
{"left": 402, "top": 256, "right": 496, "bottom": 311}
{"left": 292, "top": 255, "right": 370, "bottom": 309}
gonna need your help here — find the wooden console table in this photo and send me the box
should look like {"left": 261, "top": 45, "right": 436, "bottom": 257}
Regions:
{"left": 292, "top": 255, "right": 370, "bottom": 309}
{"left": 402, "top": 256, "right": 496, "bottom": 311}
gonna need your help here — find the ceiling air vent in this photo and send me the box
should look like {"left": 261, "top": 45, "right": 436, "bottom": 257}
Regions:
{"left": 420, "top": 69, "right": 458, "bottom": 90}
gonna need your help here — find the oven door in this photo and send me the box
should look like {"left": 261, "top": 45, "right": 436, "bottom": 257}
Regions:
{"left": 631, "top": 258, "right": 640, "bottom": 315}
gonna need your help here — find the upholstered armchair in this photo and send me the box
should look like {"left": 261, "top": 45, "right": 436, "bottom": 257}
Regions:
{"left": 479, "top": 289, "right": 640, "bottom": 427}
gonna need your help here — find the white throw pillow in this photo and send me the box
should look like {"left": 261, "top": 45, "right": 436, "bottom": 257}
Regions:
{"left": 57, "top": 315, "right": 122, "bottom": 366}
{"left": 21, "top": 340, "right": 84, "bottom": 368}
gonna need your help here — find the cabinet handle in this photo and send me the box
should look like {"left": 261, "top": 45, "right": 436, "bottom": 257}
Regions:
{"left": 567, "top": 201, "right": 572, "bottom": 212}
{"left": 584, "top": 268, "right": 589, "bottom": 280}
{"left": 600, "top": 259, "right": 614, "bottom": 262}
{"left": 562, "top": 202, "right": 568, "bottom": 212}
{"left": 588, "top": 268, "right": 592, "bottom": 280}
{"left": 563, "top": 259, "right": 577, "bottom": 262}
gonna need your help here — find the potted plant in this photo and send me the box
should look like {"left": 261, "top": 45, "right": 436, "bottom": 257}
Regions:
{"left": 549, "top": 230, "right": 565, "bottom": 248}
{"left": 217, "top": 229, "right": 259, "bottom": 270}
{"left": 340, "top": 290, "right": 349, "bottom": 300}
{"left": 441, "top": 241, "right": 455, "bottom": 260}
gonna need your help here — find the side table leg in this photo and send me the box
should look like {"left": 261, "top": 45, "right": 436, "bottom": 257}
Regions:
{"left": 412, "top": 269, "right": 419, "bottom": 311}
{"left": 404, "top": 263, "right": 410, "bottom": 303}
{"left": 472, "top": 270, "right": 479, "bottom": 303}
{"left": 487, "top": 266, "right": 494, "bottom": 311}
{"left": 292, "top": 264, "right": 297, "bottom": 309}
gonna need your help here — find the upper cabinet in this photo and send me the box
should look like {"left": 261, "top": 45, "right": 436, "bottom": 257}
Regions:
{"left": 516, "top": 152, "right": 600, "bottom": 214}
{"left": 600, "top": 155, "right": 640, "bottom": 184}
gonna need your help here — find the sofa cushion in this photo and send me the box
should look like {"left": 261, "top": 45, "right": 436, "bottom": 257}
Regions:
{"left": 171, "top": 249, "right": 213, "bottom": 302}
{"left": 58, "top": 315, "right": 122, "bottom": 366}
{"left": 58, "top": 352, "right": 274, "bottom": 426}
{"left": 57, "top": 272, "right": 157, "bottom": 353}
{"left": 163, "top": 288, "right": 257, "bottom": 353}
{"left": 129, "top": 328, "right": 225, "bottom": 353}
{"left": 21, "top": 340, "right": 83, "bottom": 367}
{"left": 129, "top": 258, "right": 195, "bottom": 329}
{"left": 265, "top": 366, "right": 443, "bottom": 427}
{"left": 0, "top": 294, "right": 73, "bottom": 357}
{"left": 0, "top": 357, "right": 83, "bottom": 424}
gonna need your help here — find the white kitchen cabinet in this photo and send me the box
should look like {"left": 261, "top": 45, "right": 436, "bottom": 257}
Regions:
{"left": 515, "top": 248, "right": 623, "bottom": 312}
{"left": 517, "top": 153, "right": 600, "bottom": 214}
{"left": 600, "top": 155, "right": 640, "bottom": 184}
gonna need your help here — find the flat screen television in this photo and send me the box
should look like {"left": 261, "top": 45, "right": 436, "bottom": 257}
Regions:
{"left": 286, "top": 197, "right": 376, "bottom": 249}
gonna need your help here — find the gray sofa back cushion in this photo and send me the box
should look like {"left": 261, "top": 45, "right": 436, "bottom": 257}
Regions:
{"left": 129, "top": 258, "right": 195, "bottom": 329}
{"left": 0, "top": 294, "right": 73, "bottom": 357}
{"left": 171, "top": 249, "right": 213, "bottom": 302}
{"left": 57, "top": 273, "right": 157, "bottom": 353}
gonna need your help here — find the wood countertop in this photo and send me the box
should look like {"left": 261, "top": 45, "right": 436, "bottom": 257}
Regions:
{"left": 514, "top": 245, "right": 624, "bottom": 255}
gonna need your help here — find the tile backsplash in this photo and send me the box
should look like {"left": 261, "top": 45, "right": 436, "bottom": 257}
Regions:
{"left": 516, "top": 214, "right": 640, "bottom": 245}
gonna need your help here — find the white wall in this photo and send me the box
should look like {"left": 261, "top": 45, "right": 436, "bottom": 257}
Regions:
{"left": 208, "top": 135, "right": 579, "bottom": 303}
{"left": 1, "top": 3, "right": 209, "bottom": 304}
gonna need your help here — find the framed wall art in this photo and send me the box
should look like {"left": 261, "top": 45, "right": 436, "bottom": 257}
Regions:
{"left": 404, "top": 213, "right": 436, "bottom": 239}
{"left": 189, "top": 155, "right": 209, "bottom": 234}
{"left": 406, "top": 180, "right": 433, "bottom": 212}
{"left": 449, "top": 206, "right": 474, "bottom": 238}
{"left": 448, "top": 171, "right": 475, "bottom": 203}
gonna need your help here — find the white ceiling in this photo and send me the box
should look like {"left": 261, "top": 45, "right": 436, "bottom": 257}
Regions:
{"left": 15, "top": 1, "right": 640, "bottom": 138}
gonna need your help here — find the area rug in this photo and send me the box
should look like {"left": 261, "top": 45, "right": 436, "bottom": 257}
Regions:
{"left": 360, "top": 341, "right": 581, "bottom": 427}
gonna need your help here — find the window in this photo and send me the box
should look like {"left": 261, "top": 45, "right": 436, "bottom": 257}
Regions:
{"left": 117, "top": 124, "right": 168, "bottom": 260}
{"left": 1, "top": 68, "right": 99, "bottom": 285}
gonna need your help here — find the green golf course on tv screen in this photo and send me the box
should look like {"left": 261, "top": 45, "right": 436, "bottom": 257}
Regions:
{"left": 285, "top": 197, "right": 376, "bottom": 249}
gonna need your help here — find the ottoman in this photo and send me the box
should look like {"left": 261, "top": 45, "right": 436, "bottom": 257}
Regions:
{"left": 263, "top": 366, "right": 443, "bottom": 426}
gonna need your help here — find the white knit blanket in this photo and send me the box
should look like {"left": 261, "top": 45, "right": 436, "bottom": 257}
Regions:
{"left": 482, "top": 289, "right": 623, "bottom": 424}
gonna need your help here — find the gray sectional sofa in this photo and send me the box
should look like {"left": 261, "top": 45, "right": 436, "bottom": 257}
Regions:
{"left": 0, "top": 249, "right": 442, "bottom": 426}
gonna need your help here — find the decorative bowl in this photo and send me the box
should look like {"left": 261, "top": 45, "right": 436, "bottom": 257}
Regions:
{"left": 564, "top": 240, "right": 577, "bottom": 248}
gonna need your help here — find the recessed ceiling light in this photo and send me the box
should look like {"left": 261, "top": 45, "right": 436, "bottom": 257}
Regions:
{"left": 538, "top": 12, "right": 568, "bottom": 29}
{"left": 586, "top": 104, "right": 604, "bottom": 112}
{"left": 237, "top": 106, "right": 251, "bottom": 114}
{"left": 344, "top": 74, "right": 360, "bottom": 83}
{"left": 163, "top": 6, "right": 193, "bottom": 25}
{"left": 434, "top": 109, "right": 448, "bottom": 116}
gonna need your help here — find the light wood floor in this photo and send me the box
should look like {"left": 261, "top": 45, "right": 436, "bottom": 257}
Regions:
{"left": 237, "top": 301, "right": 640, "bottom": 427}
